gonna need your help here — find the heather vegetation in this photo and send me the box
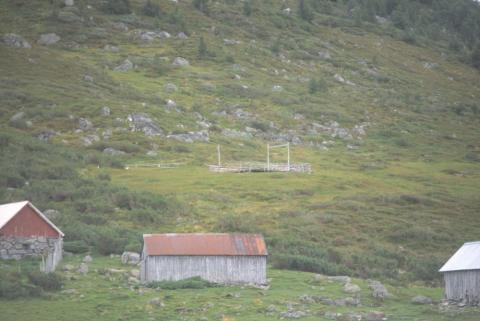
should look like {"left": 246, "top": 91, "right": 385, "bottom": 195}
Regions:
{"left": 0, "top": 0, "right": 480, "bottom": 318}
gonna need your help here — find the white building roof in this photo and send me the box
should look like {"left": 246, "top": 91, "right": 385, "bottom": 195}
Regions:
{"left": 439, "top": 241, "right": 480, "bottom": 272}
{"left": 0, "top": 200, "right": 64, "bottom": 236}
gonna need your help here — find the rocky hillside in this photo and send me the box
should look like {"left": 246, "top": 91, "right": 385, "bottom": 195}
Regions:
{"left": 1, "top": 0, "right": 480, "bottom": 282}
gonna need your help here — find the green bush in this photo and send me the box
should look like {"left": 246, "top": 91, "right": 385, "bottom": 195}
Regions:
{"left": 102, "top": 0, "right": 131, "bottom": 14}
{"left": 143, "top": 0, "right": 161, "bottom": 17}
{"left": 63, "top": 240, "right": 90, "bottom": 254}
{"left": 27, "top": 271, "right": 63, "bottom": 291}
{"left": 146, "top": 277, "right": 217, "bottom": 289}
{"left": 193, "top": 0, "right": 209, "bottom": 14}
{"left": 0, "top": 271, "right": 40, "bottom": 299}
{"left": 408, "top": 256, "right": 443, "bottom": 284}
{"left": 309, "top": 78, "right": 328, "bottom": 94}
{"left": 243, "top": 0, "right": 252, "bottom": 16}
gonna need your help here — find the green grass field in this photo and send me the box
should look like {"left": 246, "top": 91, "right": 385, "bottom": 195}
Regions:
{"left": 3, "top": 255, "right": 480, "bottom": 321}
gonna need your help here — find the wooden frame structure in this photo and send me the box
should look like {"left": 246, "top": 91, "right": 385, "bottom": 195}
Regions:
{"left": 209, "top": 144, "right": 311, "bottom": 173}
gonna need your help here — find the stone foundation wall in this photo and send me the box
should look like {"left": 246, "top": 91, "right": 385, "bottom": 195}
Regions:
{"left": 0, "top": 236, "right": 60, "bottom": 260}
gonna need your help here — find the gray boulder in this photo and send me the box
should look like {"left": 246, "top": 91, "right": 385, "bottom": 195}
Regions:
{"left": 222, "top": 128, "right": 252, "bottom": 139}
{"left": 103, "top": 148, "right": 125, "bottom": 156}
{"left": 272, "top": 85, "right": 283, "bottom": 92}
{"left": 100, "top": 106, "right": 111, "bottom": 116}
{"left": 280, "top": 307, "right": 308, "bottom": 319}
{"left": 164, "top": 83, "right": 178, "bottom": 92}
{"left": 344, "top": 282, "right": 361, "bottom": 294}
{"left": 423, "top": 62, "right": 439, "bottom": 70}
{"left": 411, "top": 295, "right": 433, "bottom": 305}
{"left": 334, "top": 73, "right": 355, "bottom": 86}
{"left": 127, "top": 113, "right": 164, "bottom": 136}
{"left": 37, "top": 33, "right": 61, "bottom": 45}
{"left": 83, "top": 74, "right": 94, "bottom": 82}
{"left": 318, "top": 51, "right": 331, "bottom": 60}
{"left": 64, "top": 0, "right": 74, "bottom": 6}
{"left": 112, "top": 22, "right": 128, "bottom": 32}
{"left": 57, "top": 9, "right": 83, "bottom": 23}
{"left": 368, "top": 280, "right": 390, "bottom": 299}
{"left": 37, "top": 130, "right": 58, "bottom": 141}
{"left": 77, "top": 263, "right": 88, "bottom": 275}
{"left": 10, "top": 112, "right": 25, "bottom": 122}
{"left": 114, "top": 59, "right": 133, "bottom": 72}
{"left": 3, "top": 33, "right": 31, "bottom": 49}
{"left": 362, "top": 311, "right": 386, "bottom": 321}
{"left": 82, "top": 135, "right": 99, "bottom": 146}
{"left": 149, "top": 297, "right": 164, "bottom": 307}
{"left": 78, "top": 118, "right": 93, "bottom": 131}
{"left": 104, "top": 44, "right": 119, "bottom": 52}
{"left": 172, "top": 57, "right": 189, "bottom": 67}
{"left": 166, "top": 99, "right": 177, "bottom": 108}
{"left": 223, "top": 39, "right": 241, "bottom": 46}
{"left": 83, "top": 255, "right": 93, "bottom": 263}
{"left": 177, "top": 32, "right": 188, "bottom": 39}
{"left": 121, "top": 251, "right": 140, "bottom": 265}
{"left": 167, "top": 130, "right": 209, "bottom": 143}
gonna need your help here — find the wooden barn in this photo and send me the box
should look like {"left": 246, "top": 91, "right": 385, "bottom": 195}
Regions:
{"left": 140, "top": 233, "right": 267, "bottom": 285}
{"left": 439, "top": 241, "right": 480, "bottom": 305}
{"left": 0, "top": 201, "right": 64, "bottom": 272}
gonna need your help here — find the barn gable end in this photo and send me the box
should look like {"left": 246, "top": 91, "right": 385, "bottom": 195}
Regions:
{"left": 0, "top": 201, "right": 64, "bottom": 272}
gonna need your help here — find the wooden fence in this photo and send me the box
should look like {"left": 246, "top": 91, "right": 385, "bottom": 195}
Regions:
{"left": 208, "top": 162, "right": 311, "bottom": 173}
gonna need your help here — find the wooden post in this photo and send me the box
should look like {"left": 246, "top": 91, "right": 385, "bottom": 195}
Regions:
{"left": 217, "top": 144, "right": 221, "bottom": 166}
{"left": 287, "top": 142, "right": 290, "bottom": 170}
{"left": 267, "top": 144, "right": 270, "bottom": 171}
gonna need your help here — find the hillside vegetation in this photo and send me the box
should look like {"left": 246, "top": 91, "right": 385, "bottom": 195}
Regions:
{"left": 1, "top": 0, "right": 480, "bottom": 286}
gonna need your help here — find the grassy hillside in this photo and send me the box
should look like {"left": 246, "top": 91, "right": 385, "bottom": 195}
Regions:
{"left": 0, "top": 0, "right": 479, "bottom": 285}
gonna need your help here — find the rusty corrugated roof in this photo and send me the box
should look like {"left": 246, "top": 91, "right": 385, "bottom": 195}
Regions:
{"left": 143, "top": 233, "right": 268, "bottom": 256}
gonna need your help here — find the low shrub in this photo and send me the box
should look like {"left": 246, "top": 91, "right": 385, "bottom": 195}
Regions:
{"left": 27, "top": 271, "right": 63, "bottom": 291}
{"left": 101, "top": 0, "right": 131, "bottom": 14}
{"left": 147, "top": 277, "right": 217, "bottom": 290}
{"left": 143, "top": 0, "right": 161, "bottom": 17}
{"left": 64, "top": 240, "right": 89, "bottom": 253}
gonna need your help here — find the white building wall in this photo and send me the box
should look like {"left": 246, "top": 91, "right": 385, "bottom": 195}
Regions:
{"left": 141, "top": 255, "right": 266, "bottom": 285}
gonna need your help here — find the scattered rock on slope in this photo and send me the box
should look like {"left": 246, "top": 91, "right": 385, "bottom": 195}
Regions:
{"left": 2, "top": 33, "right": 31, "bottom": 48}
{"left": 127, "top": 113, "right": 164, "bottom": 136}
{"left": 368, "top": 280, "right": 390, "bottom": 299}
{"left": 114, "top": 59, "right": 133, "bottom": 71}
{"left": 164, "top": 83, "right": 178, "bottom": 92}
{"left": 78, "top": 118, "right": 93, "bottom": 131}
{"left": 167, "top": 130, "right": 209, "bottom": 143}
{"left": 121, "top": 251, "right": 140, "bottom": 265}
{"left": 37, "top": 33, "right": 61, "bottom": 45}
{"left": 411, "top": 295, "right": 434, "bottom": 304}
{"left": 100, "top": 106, "right": 111, "bottom": 116}
{"left": 172, "top": 57, "right": 189, "bottom": 67}
{"left": 103, "top": 148, "right": 125, "bottom": 156}
{"left": 344, "top": 282, "right": 361, "bottom": 294}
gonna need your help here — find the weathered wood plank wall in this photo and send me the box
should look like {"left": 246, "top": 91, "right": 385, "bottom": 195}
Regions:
{"left": 444, "top": 270, "right": 480, "bottom": 305}
{"left": 141, "top": 255, "right": 267, "bottom": 285}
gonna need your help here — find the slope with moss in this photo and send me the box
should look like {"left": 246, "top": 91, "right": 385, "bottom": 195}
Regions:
{"left": 0, "top": 0, "right": 479, "bottom": 282}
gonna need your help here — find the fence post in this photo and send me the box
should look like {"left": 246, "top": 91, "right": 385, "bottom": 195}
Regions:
{"left": 267, "top": 144, "right": 270, "bottom": 171}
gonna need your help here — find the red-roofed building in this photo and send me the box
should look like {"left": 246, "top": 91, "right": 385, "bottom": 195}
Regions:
{"left": 0, "top": 201, "right": 64, "bottom": 272}
{"left": 141, "top": 233, "right": 267, "bottom": 284}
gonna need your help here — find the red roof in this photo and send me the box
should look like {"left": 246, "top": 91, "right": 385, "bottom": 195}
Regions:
{"left": 143, "top": 233, "right": 268, "bottom": 256}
